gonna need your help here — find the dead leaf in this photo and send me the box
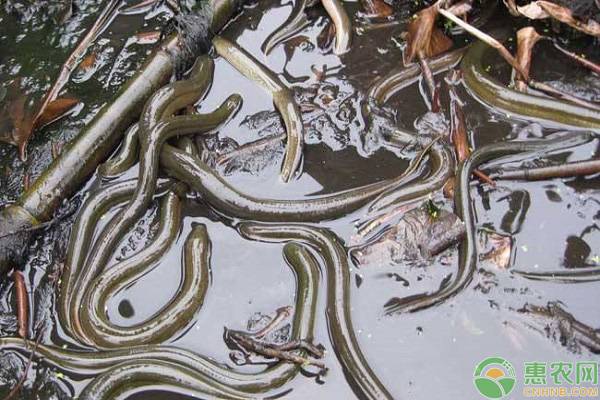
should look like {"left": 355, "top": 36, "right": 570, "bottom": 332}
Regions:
{"left": 77, "top": 52, "right": 97, "bottom": 74}
{"left": 8, "top": 0, "right": 121, "bottom": 159}
{"left": 447, "top": 0, "right": 472, "bottom": 17}
{"left": 0, "top": 79, "right": 33, "bottom": 152}
{"left": 0, "top": 78, "right": 78, "bottom": 159}
{"left": 517, "top": 1, "right": 600, "bottom": 37}
{"left": 360, "top": 0, "right": 394, "bottom": 18}
{"left": 311, "top": 64, "right": 327, "bottom": 81}
{"left": 404, "top": 6, "right": 437, "bottom": 64}
{"left": 427, "top": 28, "right": 454, "bottom": 58}
{"left": 404, "top": 5, "right": 453, "bottom": 65}
{"left": 447, "top": 73, "right": 495, "bottom": 185}
{"left": 34, "top": 98, "right": 79, "bottom": 128}
{"left": 516, "top": 2, "right": 548, "bottom": 19}
{"left": 514, "top": 27, "right": 542, "bottom": 92}
{"left": 503, "top": 0, "right": 521, "bottom": 16}
{"left": 481, "top": 232, "right": 512, "bottom": 270}
{"left": 449, "top": 87, "right": 469, "bottom": 162}
{"left": 317, "top": 21, "right": 336, "bottom": 51}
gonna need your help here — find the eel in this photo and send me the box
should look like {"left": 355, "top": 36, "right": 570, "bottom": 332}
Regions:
{"left": 384, "top": 131, "right": 596, "bottom": 314}
{"left": 160, "top": 143, "right": 433, "bottom": 222}
{"left": 213, "top": 36, "right": 304, "bottom": 182}
{"left": 513, "top": 267, "right": 600, "bottom": 283}
{"left": 70, "top": 95, "right": 242, "bottom": 344}
{"left": 0, "top": 241, "right": 319, "bottom": 397}
{"left": 98, "top": 123, "right": 140, "bottom": 179}
{"left": 239, "top": 222, "right": 393, "bottom": 400}
{"left": 77, "top": 195, "right": 205, "bottom": 348}
{"left": 462, "top": 40, "right": 600, "bottom": 129}
{"left": 366, "top": 131, "right": 454, "bottom": 216}
{"left": 367, "top": 48, "right": 466, "bottom": 108}
{"left": 262, "top": 0, "right": 319, "bottom": 55}
{"left": 0, "top": 0, "right": 251, "bottom": 275}
{"left": 322, "top": 0, "right": 352, "bottom": 55}
{"left": 58, "top": 179, "right": 173, "bottom": 340}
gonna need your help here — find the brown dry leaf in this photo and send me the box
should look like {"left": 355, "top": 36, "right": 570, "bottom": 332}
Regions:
{"left": 503, "top": 0, "right": 520, "bottom": 16}
{"left": 447, "top": 0, "right": 472, "bottom": 17}
{"left": 34, "top": 98, "right": 79, "bottom": 128}
{"left": 517, "top": 1, "right": 600, "bottom": 37}
{"left": 77, "top": 51, "right": 97, "bottom": 74}
{"left": 447, "top": 74, "right": 495, "bottom": 185}
{"left": 317, "top": 22, "right": 336, "bottom": 51}
{"left": 404, "top": 5, "right": 453, "bottom": 65}
{"left": 311, "top": 64, "right": 327, "bottom": 81}
{"left": 516, "top": 2, "right": 548, "bottom": 19}
{"left": 449, "top": 90, "right": 469, "bottom": 162}
{"left": 427, "top": 28, "right": 454, "bottom": 58}
{"left": 514, "top": 27, "right": 542, "bottom": 91}
{"left": 481, "top": 232, "right": 513, "bottom": 270}
{"left": 361, "top": 0, "right": 394, "bottom": 18}
{"left": 0, "top": 78, "right": 78, "bottom": 159}
{"left": 0, "top": 79, "right": 33, "bottom": 152}
{"left": 404, "top": 6, "right": 438, "bottom": 64}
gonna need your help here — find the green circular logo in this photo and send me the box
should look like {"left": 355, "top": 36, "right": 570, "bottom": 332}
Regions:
{"left": 473, "top": 357, "right": 517, "bottom": 399}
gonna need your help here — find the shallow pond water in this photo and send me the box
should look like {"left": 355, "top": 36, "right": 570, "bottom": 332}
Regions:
{"left": 0, "top": 1, "right": 599, "bottom": 399}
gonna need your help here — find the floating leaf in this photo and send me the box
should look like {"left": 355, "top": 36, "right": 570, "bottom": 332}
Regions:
{"left": 34, "top": 98, "right": 79, "bottom": 128}
{"left": 404, "top": 5, "right": 453, "bottom": 65}
{"left": 514, "top": 27, "right": 542, "bottom": 91}
{"left": 481, "top": 232, "right": 513, "bottom": 270}
{"left": 516, "top": 2, "right": 548, "bottom": 19}
{"left": 0, "top": 79, "right": 33, "bottom": 153}
{"left": 317, "top": 21, "right": 336, "bottom": 51}
{"left": 517, "top": 1, "right": 600, "bottom": 37}
{"left": 0, "top": 78, "right": 78, "bottom": 159}
{"left": 77, "top": 52, "right": 97, "bottom": 74}
{"left": 502, "top": 0, "right": 520, "bottom": 16}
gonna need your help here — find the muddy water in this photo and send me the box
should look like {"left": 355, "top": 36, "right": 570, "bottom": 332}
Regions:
{"left": 1, "top": 1, "right": 599, "bottom": 399}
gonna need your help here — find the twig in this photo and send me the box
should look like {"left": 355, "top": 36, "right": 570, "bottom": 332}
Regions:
{"left": 226, "top": 328, "right": 326, "bottom": 370}
{"left": 33, "top": 0, "right": 123, "bottom": 129}
{"left": 1, "top": 331, "right": 43, "bottom": 400}
{"left": 447, "top": 71, "right": 495, "bottom": 185}
{"left": 251, "top": 306, "right": 292, "bottom": 339}
{"left": 490, "top": 158, "right": 600, "bottom": 181}
{"left": 552, "top": 42, "right": 600, "bottom": 76}
{"left": 0, "top": 205, "right": 77, "bottom": 241}
{"left": 13, "top": 271, "right": 29, "bottom": 339}
{"left": 438, "top": 7, "right": 529, "bottom": 80}
{"left": 529, "top": 80, "right": 600, "bottom": 110}
{"left": 418, "top": 51, "right": 440, "bottom": 112}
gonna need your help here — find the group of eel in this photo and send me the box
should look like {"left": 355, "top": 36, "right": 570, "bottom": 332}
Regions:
{"left": 0, "top": 0, "right": 599, "bottom": 399}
